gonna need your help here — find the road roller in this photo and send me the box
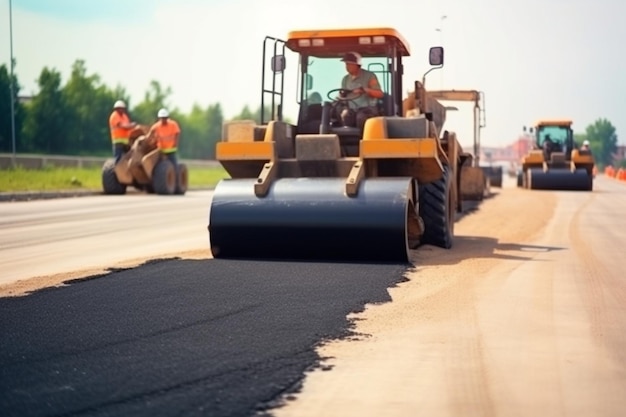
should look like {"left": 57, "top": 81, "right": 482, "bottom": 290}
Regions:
{"left": 208, "top": 27, "right": 472, "bottom": 263}
{"left": 517, "top": 120, "right": 594, "bottom": 191}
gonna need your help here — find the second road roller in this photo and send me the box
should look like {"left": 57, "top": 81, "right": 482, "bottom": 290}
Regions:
{"left": 517, "top": 119, "right": 595, "bottom": 191}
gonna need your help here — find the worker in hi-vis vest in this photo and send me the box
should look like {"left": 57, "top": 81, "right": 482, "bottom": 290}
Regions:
{"left": 108, "top": 100, "right": 137, "bottom": 163}
{"left": 148, "top": 108, "right": 181, "bottom": 179}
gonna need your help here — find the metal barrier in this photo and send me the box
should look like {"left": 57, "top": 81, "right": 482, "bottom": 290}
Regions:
{"left": 0, "top": 153, "right": 219, "bottom": 170}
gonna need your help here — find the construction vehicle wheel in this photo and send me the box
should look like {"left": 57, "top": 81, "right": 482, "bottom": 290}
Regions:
{"left": 152, "top": 159, "right": 177, "bottom": 195}
{"left": 101, "top": 159, "right": 127, "bottom": 195}
{"left": 418, "top": 165, "right": 454, "bottom": 249}
{"left": 175, "top": 163, "right": 189, "bottom": 195}
{"left": 490, "top": 167, "right": 503, "bottom": 188}
{"left": 528, "top": 168, "right": 593, "bottom": 191}
{"left": 132, "top": 181, "right": 148, "bottom": 193}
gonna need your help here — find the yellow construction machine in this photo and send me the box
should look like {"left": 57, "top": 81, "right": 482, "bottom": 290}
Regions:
{"left": 517, "top": 119, "right": 594, "bottom": 191}
{"left": 101, "top": 126, "right": 189, "bottom": 195}
{"left": 208, "top": 27, "right": 474, "bottom": 263}
{"left": 426, "top": 89, "right": 495, "bottom": 196}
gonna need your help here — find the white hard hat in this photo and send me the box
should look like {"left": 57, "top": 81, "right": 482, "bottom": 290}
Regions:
{"left": 113, "top": 100, "right": 126, "bottom": 109}
{"left": 583, "top": 140, "right": 590, "bottom": 146}
{"left": 157, "top": 108, "right": 169, "bottom": 118}
{"left": 341, "top": 51, "right": 362, "bottom": 66}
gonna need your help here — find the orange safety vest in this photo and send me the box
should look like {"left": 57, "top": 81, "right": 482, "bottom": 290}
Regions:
{"left": 151, "top": 120, "right": 180, "bottom": 153}
{"left": 109, "top": 111, "right": 132, "bottom": 144}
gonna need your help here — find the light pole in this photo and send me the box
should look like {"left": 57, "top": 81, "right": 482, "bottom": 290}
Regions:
{"left": 9, "top": 0, "right": 16, "bottom": 166}
{"left": 435, "top": 15, "right": 446, "bottom": 88}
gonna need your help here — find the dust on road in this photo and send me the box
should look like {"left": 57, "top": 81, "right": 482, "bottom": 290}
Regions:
{"left": 271, "top": 187, "right": 561, "bottom": 417}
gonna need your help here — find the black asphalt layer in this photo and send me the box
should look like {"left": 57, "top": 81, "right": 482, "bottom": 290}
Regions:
{"left": 0, "top": 258, "right": 409, "bottom": 417}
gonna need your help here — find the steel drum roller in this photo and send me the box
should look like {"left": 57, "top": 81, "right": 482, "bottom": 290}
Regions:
{"left": 208, "top": 177, "right": 414, "bottom": 263}
{"left": 528, "top": 168, "right": 592, "bottom": 191}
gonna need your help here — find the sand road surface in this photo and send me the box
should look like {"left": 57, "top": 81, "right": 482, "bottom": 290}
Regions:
{"left": 2, "top": 178, "right": 625, "bottom": 417}
{"left": 271, "top": 181, "right": 626, "bottom": 417}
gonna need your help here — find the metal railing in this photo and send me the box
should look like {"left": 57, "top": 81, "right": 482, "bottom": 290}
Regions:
{"left": 0, "top": 153, "right": 219, "bottom": 170}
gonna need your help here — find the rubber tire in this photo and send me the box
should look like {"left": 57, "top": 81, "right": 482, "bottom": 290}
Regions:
{"left": 419, "top": 165, "right": 454, "bottom": 249}
{"left": 101, "top": 158, "right": 127, "bottom": 195}
{"left": 133, "top": 181, "right": 148, "bottom": 193}
{"left": 490, "top": 169, "right": 503, "bottom": 188}
{"left": 152, "top": 159, "right": 177, "bottom": 195}
{"left": 175, "top": 163, "right": 189, "bottom": 195}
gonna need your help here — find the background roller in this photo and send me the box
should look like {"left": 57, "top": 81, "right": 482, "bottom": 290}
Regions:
{"left": 518, "top": 119, "right": 595, "bottom": 191}
{"left": 528, "top": 168, "right": 592, "bottom": 191}
{"left": 208, "top": 177, "right": 414, "bottom": 263}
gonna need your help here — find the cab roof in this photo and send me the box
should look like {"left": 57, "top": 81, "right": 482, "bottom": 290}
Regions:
{"left": 285, "top": 27, "right": 411, "bottom": 58}
{"left": 535, "top": 119, "right": 573, "bottom": 127}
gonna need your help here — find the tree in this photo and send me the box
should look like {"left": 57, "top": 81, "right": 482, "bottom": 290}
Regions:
{"left": 21, "top": 67, "right": 72, "bottom": 153}
{"left": 0, "top": 63, "right": 25, "bottom": 153}
{"left": 585, "top": 118, "right": 617, "bottom": 167}
{"left": 573, "top": 133, "right": 586, "bottom": 148}
{"left": 204, "top": 103, "right": 224, "bottom": 159}
{"left": 131, "top": 80, "right": 173, "bottom": 125}
{"left": 232, "top": 104, "right": 284, "bottom": 124}
{"left": 177, "top": 102, "right": 223, "bottom": 159}
{"left": 62, "top": 60, "right": 120, "bottom": 154}
{"left": 232, "top": 105, "right": 255, "bottom": 122}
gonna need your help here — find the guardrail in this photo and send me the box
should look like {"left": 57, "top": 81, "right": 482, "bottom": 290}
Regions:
{"left": 0, "top": 153, "right": 220, "bottom": 170}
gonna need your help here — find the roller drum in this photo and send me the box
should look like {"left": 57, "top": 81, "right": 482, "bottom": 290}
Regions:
{"left": 528, "top": 168, "right": 592, "bottom": 191}
{"left": 208, "top": 177, "right": 414, "bottom": 263}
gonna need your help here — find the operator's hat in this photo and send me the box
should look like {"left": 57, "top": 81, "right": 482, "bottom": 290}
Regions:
{"left": 341, "top": 52, "right": 362, "bottom": 65}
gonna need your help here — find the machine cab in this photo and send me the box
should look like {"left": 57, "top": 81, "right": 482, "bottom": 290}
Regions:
{"left": 260, "top": 28, "right": 412, "bottom": 138}
{"left": 534, "top": 120, "right": 574, "bottom": 160}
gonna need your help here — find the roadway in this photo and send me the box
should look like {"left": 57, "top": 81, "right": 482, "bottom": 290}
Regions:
{"left": 0, "top": 191, "right": 214, "bottom": 286}
{"left": 1, "top": 175, "right": 625, "bottom": 416}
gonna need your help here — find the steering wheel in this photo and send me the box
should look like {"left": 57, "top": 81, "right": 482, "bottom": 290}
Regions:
{"left": 326, "top": 87, "right": 362, "bottom": 103}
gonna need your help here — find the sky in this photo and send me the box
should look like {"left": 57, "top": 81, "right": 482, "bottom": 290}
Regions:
{"left": 1, "top": 0, "right": 625, "bottom": 148}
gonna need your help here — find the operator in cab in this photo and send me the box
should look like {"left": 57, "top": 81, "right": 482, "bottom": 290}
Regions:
{"left": 339, "top": 52, "right": 384, "bottom": 131}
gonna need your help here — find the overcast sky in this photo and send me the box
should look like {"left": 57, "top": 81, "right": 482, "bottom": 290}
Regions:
{"left": 1, "top": 0, "right": 624, "bottom": 148}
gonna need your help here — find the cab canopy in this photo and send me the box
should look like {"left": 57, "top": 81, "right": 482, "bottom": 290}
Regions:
{"left": 285, "top": 27, "right": 411, "bottom": 57}
{"left": 535, "top": 119, "right": 573, "bottom": 128}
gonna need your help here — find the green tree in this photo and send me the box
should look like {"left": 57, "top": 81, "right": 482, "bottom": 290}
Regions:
{"left": 232, "top": 104, "right": 283, "bottom": 124}
{"left": 573, "top": 133, "right": 586, "bottom": 148}
{"left": 177, "top": 102, "right": 223, "bottom": 159}
{"left": 62, "top": 60, "right": 121, "bottom": 154}
{"left": 204, "top": 102, "right": 224, "bottom": 159}
{"left": 585, "top": 118, "right": 617, "bottom": 167}
{"left": 131, "top": 80, "right": 173, "bottom": 125}
{"left": 0, "top": 63, "right": 25, "bottom": 153}
{"left": 232, "top": 105, "right": 255, "bottom": 122}
{"left": 22, "top": 67, "right": 72, "bottom": 153}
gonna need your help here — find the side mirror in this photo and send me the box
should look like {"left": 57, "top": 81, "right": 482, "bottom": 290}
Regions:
{"left": 305, "top": 74, "right": 313, "bottom": 91}
{"left": 429, "top": 46, "right": 444, "bottom": 66}
{"left": 271, "top": 55, "right": 286, "bottom": 73}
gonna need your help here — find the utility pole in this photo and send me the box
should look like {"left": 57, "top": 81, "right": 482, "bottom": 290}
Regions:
{"left": 9, "top": 0, "right": 17, "bottom": 167}
{"left": 435, "top": 15, "right": 447, "bottom": 88}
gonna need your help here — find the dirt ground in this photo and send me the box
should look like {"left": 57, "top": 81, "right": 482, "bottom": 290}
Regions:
{"left": 5, "top": 180, "right": 625, "bottom": 416}
{"left": 0, "top": 186, "right": 559, "bottom": 416}
{"left": 271, "top": 186, "right": 561, "bottom": 417}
